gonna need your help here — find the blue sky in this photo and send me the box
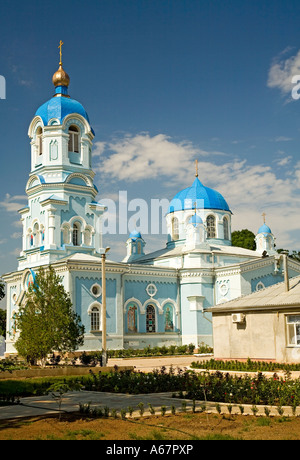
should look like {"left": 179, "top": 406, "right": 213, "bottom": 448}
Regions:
{"left": 1, "top": 0, "right": 300, "bottom": 276}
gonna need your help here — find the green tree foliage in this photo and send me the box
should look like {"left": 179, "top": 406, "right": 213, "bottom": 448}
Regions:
{"left": 0, "top": 279, "right": 4, "bottom": 301}
{"left": 0, "top": 280, "right": 6, "bottom": 337}
{"left": 0, "top": 309, "right": 6, "bottom": 336}
{"left": 277, "top": 249, "right": 300, "bottom": 262}
{"left": 15, "top": 266, "right": 85, "bottom": 366}
{"left": 231, "top": 229, "right": 256, "bottom": 250}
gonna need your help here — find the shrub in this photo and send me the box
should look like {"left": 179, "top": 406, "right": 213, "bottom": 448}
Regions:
{"left": 161, "top": 405, "right": 167, "bottom": 416}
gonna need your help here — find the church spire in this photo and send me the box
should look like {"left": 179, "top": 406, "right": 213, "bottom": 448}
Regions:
{"left": 52, "top": 40, "right": 70, "bottom": 93}
{"left": 195, "top": 159, "right": 198, "bottom": 178}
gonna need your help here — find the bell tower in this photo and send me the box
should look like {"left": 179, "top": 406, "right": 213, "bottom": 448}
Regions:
{"left": 18, "top": 44, "right": 106, "bottom": 270}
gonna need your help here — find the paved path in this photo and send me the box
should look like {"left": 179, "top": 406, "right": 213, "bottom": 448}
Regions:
{"left": 1, "top": 390, "right": 298, "bottom": 421}
{"left": 107, "top": 354, "right": 207, "bottom": 373}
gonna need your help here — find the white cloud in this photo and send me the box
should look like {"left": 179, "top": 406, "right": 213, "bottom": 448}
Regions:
{"left": 0, "top": 194, "right": 27, "bottom": 212}
{"left": 274, "top": 136, "right": 293, "bottom": 142}
{"left": 274, "top": 155, "right": 292, "bottom": 167}
{"left": 267, "top": 49, "right": 300, "bottom": 100}
{"left": 93, "top": 132, "right": 230, "bottom": 185}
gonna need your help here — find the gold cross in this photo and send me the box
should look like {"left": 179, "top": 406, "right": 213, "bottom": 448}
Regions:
{"left": 262, "top": 212, "right": 266, "bottom": 223}
{"left": 58, "top": 40, "right": 64, "bottom": 66}
{"left": 195, "top": 159, "right": 198, "bottom": 177}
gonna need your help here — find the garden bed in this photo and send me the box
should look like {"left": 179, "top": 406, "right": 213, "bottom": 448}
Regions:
{"left": 0, "top": 365, "right": 134, "bottom": 380}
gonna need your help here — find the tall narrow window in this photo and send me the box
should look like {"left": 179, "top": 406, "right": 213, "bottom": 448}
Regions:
{"left": 206, "top": 215, "right": 216, "bottom": 239}
{"left": 91, "top": 306, "right": 100, "bottom": 331}
{"left": 36, "top": 127, "right": 43, "bottom": 155}
{"left": 164, "top": 305, "right": 174, "bottom": 332}
{"left": 33, "top": 222, "right": 40, "bottom": 247}
{"left": 72, "top": 222, "right": 80, "bottom": 246}
{"left": 171, "top": 217, "right": 179, "bottom": 241}
{"left": 146, "top": 305, "right": 156, "bottom": 332}
{"left": 223, "top": 217, "right": 229, "bottom": 240}
{"left": 68, "top": 125, "right": 79, "bottom": 153}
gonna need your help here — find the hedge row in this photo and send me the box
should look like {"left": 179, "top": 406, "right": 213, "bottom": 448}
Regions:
{"left": 191, "top": 358, "right": 300, "bottom": 373}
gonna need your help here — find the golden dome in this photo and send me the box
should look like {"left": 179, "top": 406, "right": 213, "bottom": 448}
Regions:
{"left": 52, "top": 64, "right": 70, "bottom": 88}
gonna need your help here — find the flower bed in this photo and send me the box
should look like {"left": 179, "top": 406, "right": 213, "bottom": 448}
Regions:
{"left": 0, "top": 366, "right": 299, "bottom": 408}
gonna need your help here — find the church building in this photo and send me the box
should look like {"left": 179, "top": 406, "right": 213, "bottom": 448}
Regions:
{"left": 3, "top": 54, "right": 300, "bottom": 355}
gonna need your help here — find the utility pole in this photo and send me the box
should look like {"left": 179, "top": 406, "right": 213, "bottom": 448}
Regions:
{"left": 101, "top": 247, "right": 110, "bottom": 366}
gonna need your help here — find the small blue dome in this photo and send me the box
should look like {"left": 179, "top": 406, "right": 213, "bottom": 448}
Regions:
{"left": 258, "top": 223, "right": 272, "bottom": 234}
{"left": 129, "top": 229, "right": 142, "bottom": 240}
{"left": 168, "top": 177, "right": 230, "bottom": 213}
{"left": 35, "top": 86, "right": 91, "bottom": 128}
{"left": 189, "top": 214, "right": 203, "bottom": 227}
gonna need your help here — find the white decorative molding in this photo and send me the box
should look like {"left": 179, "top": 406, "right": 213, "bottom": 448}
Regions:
{"left": 143, "top": 298, "right": 163, "bottom": 315}
{"left": 187, "top": 295, "right": 205, "bottom": 311}
{"left": 124, "top": 297, "right": 143, "bottom": 314}
{"left": 146, "top": 283, "right": 157, "bottom": 297}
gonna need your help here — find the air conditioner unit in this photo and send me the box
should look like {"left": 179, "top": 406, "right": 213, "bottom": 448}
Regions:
{"left": 232, "top": 313, "right": 245, "bottom": 323}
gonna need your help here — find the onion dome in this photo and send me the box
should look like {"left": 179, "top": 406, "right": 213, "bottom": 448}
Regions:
{"left": 52, "top": 64, "right": 70, "bottom": 89}
{"left": 189, "top": 214, "right": 203, "bottom": 227}
{"left": 35, "top": 62, "right": 92, "bottom": 130}
{"left": 129, "top": 229, "right": 142, "bottom": 241}
{"left": 258, "top": 223, "right": 272, "bottom": 234}
{"left": 168, "top": 177, "right": 231, "bottom": 213}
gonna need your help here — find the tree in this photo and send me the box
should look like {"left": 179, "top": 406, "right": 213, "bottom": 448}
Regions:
{"left": 231, "top": 229, "right": 256, "bottom": 251}
{"left": 0, "top": 309, "right": 6, "bottom": 337}
{"left": 0, "top": 279, "right": 6, "bottom": 337}
{"left": 277, "top": 249, "right": 300, "bottom": 262}
{"left": 15, "top": 266, "right": 85, "bottom": 366}
{"left": 0, "top": 279, "right": 4, "bottom": 302}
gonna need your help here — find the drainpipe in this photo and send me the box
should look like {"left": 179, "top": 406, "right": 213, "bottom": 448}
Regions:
{"left": 283, "top": 254, "right": 289, "bottom": 292}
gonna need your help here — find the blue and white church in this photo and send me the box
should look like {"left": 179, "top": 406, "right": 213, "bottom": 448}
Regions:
{"left": 3, "top": 58, "right": 300, "bottom": 355}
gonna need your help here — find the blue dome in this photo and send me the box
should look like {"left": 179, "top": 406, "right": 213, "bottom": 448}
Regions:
{"left": 168, "top": 177, "right": 230, "bottom": 213}
{"left": 189, "top": 214, "right": 203, "bottom": 227}
{"left": 258, "top": 223, "right": 272, "bottom": 234}
{"left": 35, "top": 86, "right": 91, "bottom": 127}
{"left": 129, "top": 229, "right": 142, "bottom": 240}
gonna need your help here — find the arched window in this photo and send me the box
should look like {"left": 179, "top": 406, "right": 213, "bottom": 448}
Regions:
{"left": 68, "top": 125, "right": 79, "bottom": 153}
{"left": 90, "top": 306, "right": 100, "bottom": 331}
{"left": 206, "top": 215, "right": 216, "bottom": 239}
{"left": 171, "top": 217, "right": 179, "bottom": 241}
{"left": 127, "top": 304, "right": 138, "bottom": 333}
{"left": 41, "top": 227, "right": 45, "bottom": 244}
{"left": 33, "top": 222, "right": 40, "bottom": 247}
{"left": 146, "top": 305, "right": 156, "bottom": 332}
{"left": 72, "top": 222, "right": 81, "bottom": 246}
{"left": 223, "top": 217, "right": 229, "bottom": 240}
{"left": 36, "top": 127, "right": 43, "bottom": 155}
{"left": 164, "top": 305, "right": 174, "bottom": 332}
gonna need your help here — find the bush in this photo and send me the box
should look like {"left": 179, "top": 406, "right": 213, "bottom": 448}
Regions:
{"left": 106, "top": 343, "right": 204, "bottom": 358}
{"left": 190, "top": 358, "right": 300, "bottom": 373}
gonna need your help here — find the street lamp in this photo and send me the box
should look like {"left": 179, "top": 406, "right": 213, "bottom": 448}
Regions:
{"left": 101, "top": 246, "right": 110, "bottom": 367}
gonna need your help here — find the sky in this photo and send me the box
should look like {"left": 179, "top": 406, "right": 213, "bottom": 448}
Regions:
{"left": 1, "top": 0, "right": 300, "bottom": 277}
